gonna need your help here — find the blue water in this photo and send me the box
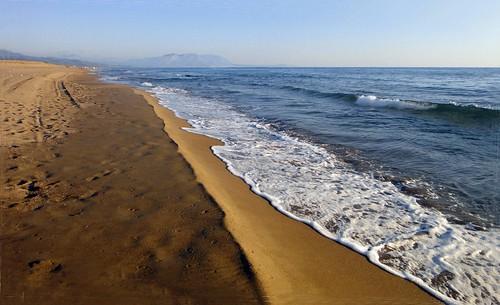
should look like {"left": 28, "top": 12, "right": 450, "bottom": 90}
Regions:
{"left": 107, "top": 67, "right": 500, "bottom": 227}
{"left": 102, "top": 67, "right": 500, "bottom": 304}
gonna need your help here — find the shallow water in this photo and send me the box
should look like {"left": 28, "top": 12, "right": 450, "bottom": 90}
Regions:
{"left": 102, "top": 67, "right": 500, "bottom": 305}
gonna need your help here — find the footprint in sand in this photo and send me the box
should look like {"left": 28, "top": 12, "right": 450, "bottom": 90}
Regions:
{"left": 78, "top": 190, "right": 99, "bottom": 201}
{"left": 12, "top": 180, "right": 41, "bottom": 199}
{"left": 85, "top": 169, "right": 114, "bottom": 182}
{"left": 27, "top": 259, "right": 64, "bottom": 284}
{"left": 68, "top": 208, "right": 84, "bottom": 216}
{"left": 7, "top": 165, "right": 18, "bottom": 171}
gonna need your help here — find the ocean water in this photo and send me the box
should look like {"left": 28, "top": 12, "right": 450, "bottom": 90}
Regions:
{"left": 101, "top": 67, "right": 500, "bottom": 305}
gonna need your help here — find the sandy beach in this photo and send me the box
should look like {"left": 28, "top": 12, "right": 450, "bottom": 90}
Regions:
{"left": 1, "top": 61, "right": 440, "bottom": 305}
{"left": 0, "top": 61, "right": 262, "bottom": 305}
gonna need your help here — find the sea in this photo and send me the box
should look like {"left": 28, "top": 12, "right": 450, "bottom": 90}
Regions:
{"left": 101, "top": 67, "right": 500, "bottom": 305}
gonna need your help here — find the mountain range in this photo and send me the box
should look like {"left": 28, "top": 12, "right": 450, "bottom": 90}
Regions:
{"left": 0, "top": 49, "right": 234, "bottom": 68}
{"left": 0, "top": 49, "right": 95, "bottom": 66}
{"left": 125, "top": 53, "right": 233, "bottom": 67}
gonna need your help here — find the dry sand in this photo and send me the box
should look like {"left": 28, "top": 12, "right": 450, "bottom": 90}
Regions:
{"left": 0, "top": 61, "right": 263, "bottom": 305}
{"left": 0, "top": 60, "right": 441, "bottom": 305}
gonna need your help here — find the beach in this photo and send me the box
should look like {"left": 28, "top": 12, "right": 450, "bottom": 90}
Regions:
{"left": 1, "top": 61, "right": 440, "bottom": 304}
{"left": 0, "top": 61, "right": 262, "bottom": 305}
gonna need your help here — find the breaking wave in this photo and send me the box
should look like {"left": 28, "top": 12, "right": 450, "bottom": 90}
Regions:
{"left": 280, "top": 85, "right": 500, "bottom": 117}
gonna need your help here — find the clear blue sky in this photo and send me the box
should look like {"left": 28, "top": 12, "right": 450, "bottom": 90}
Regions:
{"left": 1, "top": 0, "right": 499, "bottom": 66}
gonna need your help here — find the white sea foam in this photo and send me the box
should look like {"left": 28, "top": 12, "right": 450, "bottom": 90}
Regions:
{"left": 356, "top": 95, "right": 436, "bottom": 110}
{"left": 100, "top": 75, "right": 120, "bottom": 82}
{"left": 141, "top": 82, "right": 153, "bottom": 87}
{"left": 151, "top": 85, "right": 499, "bottom": 305}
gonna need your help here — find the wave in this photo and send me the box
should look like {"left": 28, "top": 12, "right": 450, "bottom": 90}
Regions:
{"left": 100, "top": 75, "right": 120, "bottom": 82}
{"left": 356, "top": 95, "right": 436, "bottom": 110}
{"left": 280, "top": 85, "right": 357, "bottom": 101}
{"left": 148, "top": 85, "right": 499, "bottom": 305}
{"left": 279, "top": 85, "right": 500, "bottom": 117}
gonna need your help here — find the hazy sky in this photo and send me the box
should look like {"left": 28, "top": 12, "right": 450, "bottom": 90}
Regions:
{"left": 1, "top": 0, "right": 499, "bottom": 66}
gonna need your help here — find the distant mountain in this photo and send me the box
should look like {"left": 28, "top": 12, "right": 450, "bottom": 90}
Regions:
{"left": 0, "top": 49, "right": 95, "bottom": 67}
{"left": 126, "top": 53, "right": 233, "bottom": 67}
{"left": 0, "top": 49, "right": 36, "bottom": 60}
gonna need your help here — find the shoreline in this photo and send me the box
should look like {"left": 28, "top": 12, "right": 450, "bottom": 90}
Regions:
{"left": 136, "top": 89, "right": 442, "bottom": 305}
{"left": 0, "top": 60, "right": 442, "bottom": 304}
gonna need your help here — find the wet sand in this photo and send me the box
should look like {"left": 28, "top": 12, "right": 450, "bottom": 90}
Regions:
{"left": 0, "top": 61, "right": 263, "bottom": 305}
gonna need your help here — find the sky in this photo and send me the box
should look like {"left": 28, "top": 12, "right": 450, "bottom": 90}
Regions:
{"left": 1, "top": 0, "right": 499, "bottom": 67}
